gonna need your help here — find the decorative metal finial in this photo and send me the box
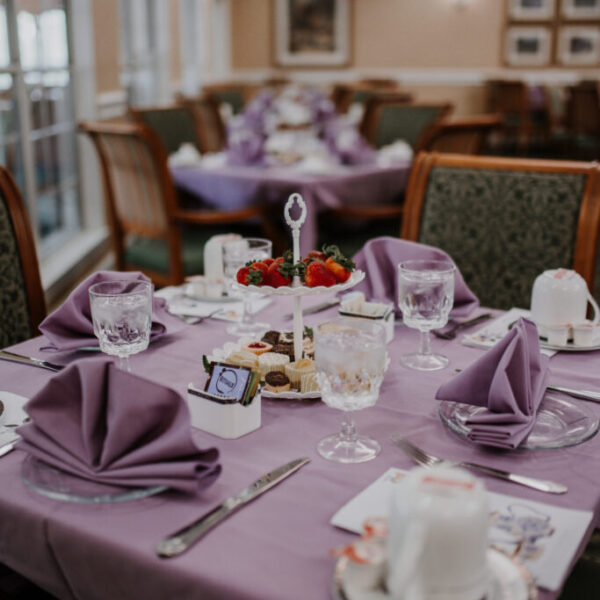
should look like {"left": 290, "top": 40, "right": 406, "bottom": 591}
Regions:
{"left": 284, "top": 193, "right": 307, "bottom": 264}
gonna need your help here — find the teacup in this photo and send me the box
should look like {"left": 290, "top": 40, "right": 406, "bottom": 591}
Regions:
{"left": 387, "top": 465, "right": 489, "bottom": 600}
{"left": 530, "top": 269, "right": 599, "bottom": 328}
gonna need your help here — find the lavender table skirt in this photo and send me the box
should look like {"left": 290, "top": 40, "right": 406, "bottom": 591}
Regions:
{"left": 171, "top": 163, "right": 411, "bottom": 254}
{"left": 0, "top": 297, "right": 599, "bottom": 600}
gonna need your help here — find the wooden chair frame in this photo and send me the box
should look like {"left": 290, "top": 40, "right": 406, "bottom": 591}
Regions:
{"left": 79, "top": 121, "right": 267, "bottom": 287}
{"left": 0, "top": 166, "right": 46, "bottom": 335}
{"left": 414, "top": 114, "right": 503, "bottom": 155}
{"left": 402, "top": 152, "right": 600, "bottom": 291}
{"left": 177, "top": 95, "right": 227, "bottom": 153}
{"left": 359, "top": 98, "right": 452, "bottom": 148}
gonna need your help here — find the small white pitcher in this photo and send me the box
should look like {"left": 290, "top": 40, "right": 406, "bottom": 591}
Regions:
{"left": 530, "top": 269, "right": 600, "bottom": 327}
{"left": 386, "top": 466, "right": 489, "bottom": 600}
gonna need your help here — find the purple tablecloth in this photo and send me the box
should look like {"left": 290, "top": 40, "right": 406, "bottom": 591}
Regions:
{"left": 0, "top": 297, "right": 599, "bottom": 600}
{"left": 171, "top": 162, "right": 411, "bottom": 254}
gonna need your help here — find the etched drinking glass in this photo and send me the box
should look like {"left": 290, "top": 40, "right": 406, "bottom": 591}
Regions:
{"left": 397, "top": 260, "right": 455, "bottom": 371}
{"left": 314, "top": 319, "right": 387, "bottom": 463}
{"left": 222, "top": 237, "right": 272, "bottom": 337}
{"left": 89, "top": 280, "right": 152, "bottom": 372}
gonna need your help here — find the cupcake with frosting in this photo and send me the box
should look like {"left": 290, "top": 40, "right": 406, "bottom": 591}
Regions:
{"left": 285, "top": 358, "right": 315, "bottom": 389}
{"left": 258, "top": 352, "right": 290, "bottom": 379}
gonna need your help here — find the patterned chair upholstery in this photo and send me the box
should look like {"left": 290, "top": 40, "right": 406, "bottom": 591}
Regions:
{"left": 402, "top": 153, "right": 600, "bottom": 310}
{"left": 179, "top": 95, "right": 226, "bottom": 153}
{"left": 0, "top": 167, "right": 46, "bottom": 347}
{"left": 360, "top": 98, "right": 452, "bottom": 150}
{"left": 130, "top": 106, "right": 201, "bottom": 155}
{"left": 79, "top": 121, "right": 268, "bottom": 287}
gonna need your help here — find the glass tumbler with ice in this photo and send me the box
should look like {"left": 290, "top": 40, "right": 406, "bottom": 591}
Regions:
{"left": 89, "top": 280, "right": 153, "bottom": 371}
{"left": 315, "top": 319, "right": 387, "bottom": 463}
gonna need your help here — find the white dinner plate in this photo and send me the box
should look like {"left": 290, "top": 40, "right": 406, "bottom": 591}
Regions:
{"left": 539, "top": 340, "right": 600, "bottom": 352}
{"left": 332, "top": 548, "right": 537, "bottom": 600}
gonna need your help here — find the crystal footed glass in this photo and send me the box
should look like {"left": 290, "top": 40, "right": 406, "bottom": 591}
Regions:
{"left": 223, "top": 237, "right": 272, "bottom": 337}
{"left": 89, "top": 280, "right": 152, "bottom": 372}
{"left": 314, "top": 319, "right": 387, "bottom": 463}
{"left": 398, "top": 260, "right": 455, "bottom": 371}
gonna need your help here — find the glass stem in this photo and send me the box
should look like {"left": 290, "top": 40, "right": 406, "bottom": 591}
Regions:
{"left": 241, "top": 294, "right": 253, "bottom": 325}
{"left": 118, "top": 355, "right": 131, "bottom": 372}
{"left": 340, "top": 412, "right": 357, "bottom": 443}
{"left": 418, "top": 330, "right": 432, "bottom": 357}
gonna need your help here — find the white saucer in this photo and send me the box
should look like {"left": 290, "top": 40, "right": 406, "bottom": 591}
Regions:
{"left": 332, "top": 547, "right": 537, "bottom": 600}
{"left": 539, "top": 339, "right": 600, "bottom": 352}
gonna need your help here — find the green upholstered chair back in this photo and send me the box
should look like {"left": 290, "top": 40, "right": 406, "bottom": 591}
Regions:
{"left": 403, "top": 154, "right": 600, "bottom": 311}
{"left": 206, "top": 88, "right": 246, "bottom": 114}
{"left": 0, "top": 168, "right": 45, "bottom": 346}
{"left": 373, "top": 104, "right": 450, "bottom": 149}
{"left": 132, "top": 106, "right": 200, "bottom": 155}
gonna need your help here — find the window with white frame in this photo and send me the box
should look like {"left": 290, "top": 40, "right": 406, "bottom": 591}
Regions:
{"left": 0, "top": 0, "right": 81, "bottom": 257}
{"left": 119, "top": 0, "right": 170, "bottom": 107}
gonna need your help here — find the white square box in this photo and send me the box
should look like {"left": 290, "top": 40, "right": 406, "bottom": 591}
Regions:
{"left": 187, "top": 384, "right": 261, "bottom": 439}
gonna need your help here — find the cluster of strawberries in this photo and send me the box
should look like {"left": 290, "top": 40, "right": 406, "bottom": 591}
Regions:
{"left": 236, "top": 245, "right": 355, "bottom": 288}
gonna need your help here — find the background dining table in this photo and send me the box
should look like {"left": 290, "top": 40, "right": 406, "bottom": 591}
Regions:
{"left": 0, "top": 294, "right": 598, "bottom": 600}
{"left": 170, "top": 161, "right": 411, "bottom": 254}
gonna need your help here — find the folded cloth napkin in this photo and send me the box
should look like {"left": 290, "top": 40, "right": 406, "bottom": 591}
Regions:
{"left": 17, "top": 357, "right": 221, "bottom": 493}
{"left": 435, "top": 318, "right": 549, "bottom": 449}
{"left": 39, "top": 271, "right": 185, "bottom": 351}
{"left": 167, "top": 143, "right": 203, "bottom": 168}
{"left": 352, "top": 237, "right": 479, "bottom": 318}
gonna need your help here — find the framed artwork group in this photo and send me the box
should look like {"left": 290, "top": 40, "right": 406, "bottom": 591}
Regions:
{"left": 505, "top": 0, "right": 600, "bottom": 66}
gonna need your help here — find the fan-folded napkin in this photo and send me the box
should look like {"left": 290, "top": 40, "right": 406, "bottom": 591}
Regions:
{"left": 352, "top": 237, "right": 479, "bottom": 317}
{"left": 39, "top": 271, "right": 185, "bottom": 351}
{"left": 435, "top": 318, "right": 549, "bottom": 449}
{"left": 17, "top": 357, "right": 221, "bottom": 493}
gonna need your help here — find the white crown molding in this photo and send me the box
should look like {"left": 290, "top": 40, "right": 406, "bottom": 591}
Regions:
{"left": 231, "top": 67, "right": 599, "bottom": 86}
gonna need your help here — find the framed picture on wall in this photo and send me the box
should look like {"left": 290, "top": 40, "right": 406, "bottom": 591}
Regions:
{"left": 557, "top": 26, "right": 600, "bottom": 64}
{"left": 561, "top": 0, "right": 600, "bottom": 20}
{"left": 504, "top": 26, "right": 552, "bottom": 65}
{"left": 507, "top": 0, "right": 556, "bottom": 21}
{"left": 273, "top": 0, "right": 351, "bottom": 67}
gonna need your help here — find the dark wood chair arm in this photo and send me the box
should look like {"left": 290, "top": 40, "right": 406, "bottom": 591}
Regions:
{"left": 171, "top": 206, "right": 264, "bottom": 225}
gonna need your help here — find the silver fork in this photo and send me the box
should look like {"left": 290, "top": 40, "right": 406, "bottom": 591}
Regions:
{"left": 392, "top": 436, "right": 567, "bottom": 494}
{"left": 180, "top": 308, "right": 224, "bottom": 325}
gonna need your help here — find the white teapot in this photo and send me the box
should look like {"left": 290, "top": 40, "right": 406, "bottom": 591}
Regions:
{"left": 530, "top": 269, "right": 599, "bottom": 327}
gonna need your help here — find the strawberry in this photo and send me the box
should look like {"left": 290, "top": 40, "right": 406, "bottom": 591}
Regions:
{"left": 248, "top": 260, "right": 269, "bottom": 279}
{"left": 303, "top": 250, "right": 326, "bottom": 263}
{"left": 262, "top": 258, "right": 275, "bottom": 266}
{"left": 236, "top": 262, "right": 265, "bottom": 286}
{"left": 304, "top": 261, "right": 337, "bottom": 287}
{"left": 324, "top": 257, "right": 351, "bottom": 283}
{"left": 265, "top": 251, "right": 296, "bottom": 287}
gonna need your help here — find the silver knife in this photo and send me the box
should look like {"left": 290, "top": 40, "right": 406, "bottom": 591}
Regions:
{"left": 547, "top": 384, "right": 600, "bottom": 403}
{"left": 283, "top": 298, "right": 340, "bottom": 320}
{"left": 0, "top": 351, "right": 64, "bottom": 373}
{"left": 156, "top": 457, "right": 310, "bottom": 558}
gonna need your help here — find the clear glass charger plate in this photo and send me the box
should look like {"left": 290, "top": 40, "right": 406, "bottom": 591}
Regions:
{"left": 439, "top": 394, "right": 600, "bottom": 450}
{"left": 332, "top": 547, "right": 537, "bottom": 600}
{"left": 21, "top": 455, "right": 167, "bottom": 503}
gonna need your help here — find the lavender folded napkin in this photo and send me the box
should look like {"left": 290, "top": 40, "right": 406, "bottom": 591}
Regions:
{"left": 436, "top": 318, "right": 549, "bottom": 449}
{"left": 352, "top": 237, "right": 479, "bottom": 318}
{"left": 17, "top": 357, "right": 221, "bottom": 493}
{"left": 39, "top": 271, "right": 185, "bottom": 351}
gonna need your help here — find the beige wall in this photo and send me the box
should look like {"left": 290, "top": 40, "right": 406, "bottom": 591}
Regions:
{"left": 231, "top": 0, "right": 505, "bottom": 70}
{"left": 92, "top": 0, "right": 121, "bottom": 94}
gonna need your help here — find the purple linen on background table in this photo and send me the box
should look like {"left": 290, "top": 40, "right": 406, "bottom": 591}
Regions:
{"left": 436, "top": 318, "right": 549, "bottom": 449}
{"left": 352, "top": 237, "right": 479, "bottom": 317}
{"left": 171, "top": 164, "right": 410, "bottom": 255}
{"left": 16, "top": 357, "right": 221, "bottom": 493}
{"left": 39, "top": 270, "right": 185, "bottom": 351}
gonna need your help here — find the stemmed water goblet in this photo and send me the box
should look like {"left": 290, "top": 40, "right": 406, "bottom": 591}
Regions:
{"left": 314, "top": 318, "right": 387, "bottom": 463}
{"left": 89, "top": 280, "right": 153, "bottom": 372}
{"left": 222, "top": 237, "right": 272, "bottom": 337}
{"left": 397, "top": 260, "right": 455, "bottom": 371}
